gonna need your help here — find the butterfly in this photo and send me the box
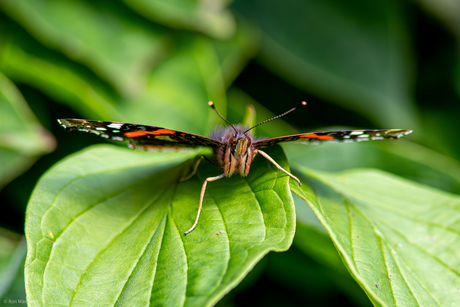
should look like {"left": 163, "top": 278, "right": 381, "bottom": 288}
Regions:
{"left": 58, "top": 101, "right": 412, "bottom": 235}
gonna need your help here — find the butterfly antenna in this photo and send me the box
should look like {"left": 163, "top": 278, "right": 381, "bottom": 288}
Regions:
{"left": 209, "top": 101, "right": 238, "bottom": 133}
{"left": 245, "top": 101, "right": 307, "bottom": 133}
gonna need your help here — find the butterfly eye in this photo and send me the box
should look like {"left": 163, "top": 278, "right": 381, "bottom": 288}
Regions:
{"left": 228, "top": 136, "right": 236, "bottom": 149}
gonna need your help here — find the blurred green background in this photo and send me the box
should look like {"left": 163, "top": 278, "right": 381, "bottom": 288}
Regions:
{"left": 1, "top": 0, "right": 459, "bottom": 305}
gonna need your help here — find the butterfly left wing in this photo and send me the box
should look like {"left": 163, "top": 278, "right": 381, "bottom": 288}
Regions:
{"left": 254, "top": 129, "right": 412, "bottom": 148}
{"left": 58, "top": 118, "right": 222, "bottom": 150}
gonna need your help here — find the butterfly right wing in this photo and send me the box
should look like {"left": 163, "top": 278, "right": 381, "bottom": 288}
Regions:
{"left": 254, "top": 129, "right": 412, "bottom": 148}
{"left": 58, "top": 118, "right": 222, "bottom": 150}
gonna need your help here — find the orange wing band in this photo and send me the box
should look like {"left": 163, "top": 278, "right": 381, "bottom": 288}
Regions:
{"left": 300, "top": 134, "right": 334, "bottom": 140}
{"left": 124, "top": 129, "right": 176, "bottom": 137}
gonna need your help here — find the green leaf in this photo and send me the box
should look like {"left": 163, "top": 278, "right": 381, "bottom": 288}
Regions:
{"left": 284, "top": 138, "right": 460, "bottom": 193}
{"left": 122, "top": 0, "right": 236, "bottom": 39}
{"left": 0, "top": 73, "right": 55, "bottom": 190}
{"left": 25, "top": 145, "right": 295, "bottom": 306}
{"left": 0, "top": 42, "right": 124, "bottom": 120}
{"left": 291, "top": 166, "right": 460, "bottom": 306}
{"left": 234, "top": 0, "right": 419, "bottom": 129}
{"left": 0, "top": 0, "right": 168, "bottom": 97}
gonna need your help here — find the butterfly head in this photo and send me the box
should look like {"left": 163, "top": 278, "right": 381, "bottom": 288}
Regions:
{"left": 228, "top": 131, "right": 252, "bottom": 156}
{"left": 211, "top": 127, "right": 254, "bottom": 177}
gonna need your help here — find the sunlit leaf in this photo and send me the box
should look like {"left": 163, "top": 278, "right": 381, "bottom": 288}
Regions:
{"left": 25, "top": 145, "right": 295, "bottom": 306}
{"left": 291, "top": 166, "right": 460, "bottom": 306}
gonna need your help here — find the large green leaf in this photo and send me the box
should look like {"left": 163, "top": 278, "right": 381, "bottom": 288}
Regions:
{"left": 25, "top": 145, "right": 295, "bottom": 306}
{"left": 291, "top": 166, "right": 460, "bottom": 306}
{"left": 234, "top": 0, "right": 419, "bottom": 129}
{"left": 0, "top": 73, "right": 55, "bottom": 190}
{"left": 0, "top": 0, "right": 168, "bottom": 97}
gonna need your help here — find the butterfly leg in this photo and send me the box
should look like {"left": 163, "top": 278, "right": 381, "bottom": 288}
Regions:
{"left": 184, "top": 173, "right": 226, "bottom": 235}
{"left": 256, "top": 149, "right": 301, "bottom": 186}
{"left": 179, "top": 156, "right": 204, "bottom": 182}
{"left": 203, "top": 155, "right": 219, "bottom": 166}
{"left": 179, "top": 155, "right": 219, "bottom": 182}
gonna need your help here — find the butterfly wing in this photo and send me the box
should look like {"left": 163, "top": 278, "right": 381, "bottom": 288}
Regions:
{"left": 254, "top": 129, "right": 412, "bottom": 148}
{"left": 58, "top": 118, "right": 222, "bottom": 150}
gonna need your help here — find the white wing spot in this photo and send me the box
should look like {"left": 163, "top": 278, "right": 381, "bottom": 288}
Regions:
{"left": 350, "top": 131, "right": 364, "bottom": 135}
{"left": 96, "top": 127, "right": 107, "bottom": 131}
{"left": 107, "top": 123, "right": 123, "bottom": 129}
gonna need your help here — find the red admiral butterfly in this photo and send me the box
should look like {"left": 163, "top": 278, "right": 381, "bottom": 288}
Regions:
{"left": 58, "top": 101, "right": 412, "bottom": 235}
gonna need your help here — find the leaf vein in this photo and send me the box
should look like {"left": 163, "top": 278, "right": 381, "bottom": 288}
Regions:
{"left": 66, "top": 185, "right": 169, "bottom": 306}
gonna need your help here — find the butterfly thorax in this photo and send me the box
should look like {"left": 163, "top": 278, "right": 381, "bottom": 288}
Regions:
{"left": 213, "top": 127, "right": 256, "bottom": 177}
